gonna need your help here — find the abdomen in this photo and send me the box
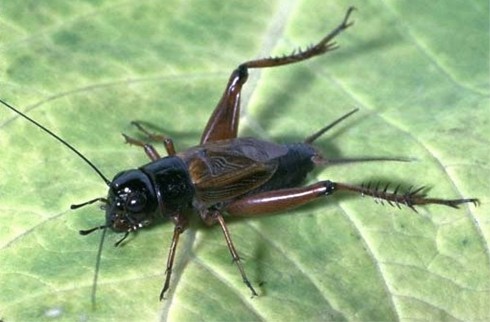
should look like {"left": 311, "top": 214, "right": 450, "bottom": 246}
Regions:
{"left": 250, "top": 143, "right": 317, "bottom": 194}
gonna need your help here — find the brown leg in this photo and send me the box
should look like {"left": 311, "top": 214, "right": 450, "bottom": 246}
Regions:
{"left": 334, "top": 182, "right": 479, "bottom": 211}
{"left": 160, "top": 213, "right": 188, "bottom": 300}
{"left": 122, "top": 122, "right": 177, "bottom": 161}
{"left": 226, "top": 181, "right": 334, "bottom": 216}
{"left": 130, "top": 121, "right": 176, "bottom": 156}
{"left": 122, "top": 133, "right": 161, "bottom": 161}
{"left": 199, "top": 180, "right": 476, "bottom": 297}
{"left": 200, "top": 7, "right": 355, "bottom": 144}
{"left": 225, "top": 180, "right": 478, "bottom": 217}
{"left": 200, "top": 209, "right": 258, "bottom": 297}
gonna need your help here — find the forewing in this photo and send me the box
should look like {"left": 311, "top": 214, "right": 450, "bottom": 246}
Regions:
{"left": 184, "top": 138, "right": 288, "bottom": 204}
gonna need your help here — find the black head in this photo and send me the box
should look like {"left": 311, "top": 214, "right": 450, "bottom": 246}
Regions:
{"left": 105, "top": 169, "right": 158, "bottom": 232}
{"left": 104, "top": 156, "right": 195, "bottom": 233}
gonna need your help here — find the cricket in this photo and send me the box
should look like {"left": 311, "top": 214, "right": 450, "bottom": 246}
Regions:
{"left": 0, "top": 7, "right": 478, "bottom": 304}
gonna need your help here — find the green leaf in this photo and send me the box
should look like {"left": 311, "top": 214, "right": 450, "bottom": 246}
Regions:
{"left": 1, "top": 0, "right": 488, "bottom": 321}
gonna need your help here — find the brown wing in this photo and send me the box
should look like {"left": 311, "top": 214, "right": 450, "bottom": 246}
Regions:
{"left": 179, "top": 138, "right": 289, "bottom": 205}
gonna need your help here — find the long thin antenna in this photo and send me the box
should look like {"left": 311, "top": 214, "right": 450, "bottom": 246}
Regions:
{"left": 91, "top": 226, "right": 108, "bottom": 309}
{"left": 1, "top": 98, "right": 110, "bottom": 185}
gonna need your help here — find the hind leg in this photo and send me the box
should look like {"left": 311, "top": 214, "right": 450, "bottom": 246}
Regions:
{"left": 225, "top": 180, "right": 478, "bottom": 216}
{"left": 200, "top": 7, "right": 355, "bottom": 144}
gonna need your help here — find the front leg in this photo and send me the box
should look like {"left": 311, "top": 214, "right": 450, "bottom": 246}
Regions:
{"left": 160, "top": 212, "right": 189, "bottom": 300}
{"left": 200, "top": 7, "right": 355, "bottom": 144}
{"left": 122, "top": 134, "right": 161, "bottom": 161}
{"left": 122, "top": 122, "right": 178, "bottom": 161}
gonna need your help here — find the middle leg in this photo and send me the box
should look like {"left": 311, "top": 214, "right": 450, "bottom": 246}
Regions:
{"left": 200, "top": 208, "right": 259, "bottom": 297}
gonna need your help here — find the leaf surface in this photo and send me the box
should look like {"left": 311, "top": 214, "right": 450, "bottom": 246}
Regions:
{"left": 1, "top": 1, "right": 488, "bottom": 321}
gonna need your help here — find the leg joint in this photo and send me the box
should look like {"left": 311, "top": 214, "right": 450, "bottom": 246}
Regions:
{"left": 323, "top": 180, "right": 336, "bottom": 195}
{"left": 237, "top": 64, "right": 249, "bottom": 78}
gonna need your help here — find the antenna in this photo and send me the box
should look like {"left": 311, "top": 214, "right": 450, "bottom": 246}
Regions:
{"left": 1, "top": 98, "right": 111, "bottom": 185}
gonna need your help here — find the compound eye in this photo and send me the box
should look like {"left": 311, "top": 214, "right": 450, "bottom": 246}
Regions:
{"left": 126, "top": 192, "right": 147, "bottom": 213}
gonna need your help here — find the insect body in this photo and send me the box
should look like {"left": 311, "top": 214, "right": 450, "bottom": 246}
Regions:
{"left": 1, "top": 7, "right": 478, "bottom": 303}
